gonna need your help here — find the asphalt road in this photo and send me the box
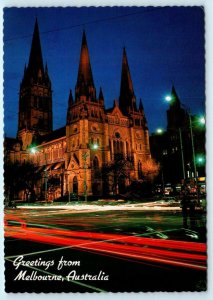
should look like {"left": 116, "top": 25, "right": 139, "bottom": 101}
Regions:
{"left": 4, "top": 207, "right": 207, "bottom": 292}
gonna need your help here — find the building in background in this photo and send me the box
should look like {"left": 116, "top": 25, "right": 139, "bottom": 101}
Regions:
{"left": 150, "top": 86, "right": 205, "bottom": 194}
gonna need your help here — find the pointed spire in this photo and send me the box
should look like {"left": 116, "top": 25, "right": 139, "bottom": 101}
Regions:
{"left": 167, "top": 85, "right": 189, "bottom": 130}
{"left": 66, "top": 89, "right": 74, "bottom": 124}
{"left": 18, "top": 18, "right": 53, "bottom": 138}
{"left": 121, "top": 47, "right": 134, "bottom": 92}
{"left": 98, "top": 87, "right": 104, "bottom": 101}
{"left": 75, "top": 30, "right": 96, "bottom": 101}
{"left": 170, "top": 85, "right": 181, "bottom": 108}
{"left": 68, "top": 89, "right": 74, "bottom": 106}
{"left": 43, "top": 62, "right": 51, "bottom": 86}
{"left": 171, "top": 85, "right": 179, "bottom": 99}
{"left": 27, "top": 18, "right": 44, "bottom": 79}
{"left": 113, "top": 99, "right": 118, "bottom": 107}
{"left": 45, "top": 62, "right": 48, "bottom": 73}
{"left": 82, "top": 29, "right": 87, "bottom": 46}
{"left": 23, "top": 64, "right": 27, "bottom": 78}
{"left": 76, "top": 30, "right": 94, "bottom": 87}
{"left": 119, "top": 47, "right": 137, "bottom": 115}
{"left": 139, "top": 98, "right": 144, "bottom": 113}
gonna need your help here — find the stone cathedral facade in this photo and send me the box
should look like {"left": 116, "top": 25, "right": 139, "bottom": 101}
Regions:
{"left": 5, "top": 19, "right": 151, "bottom": 200}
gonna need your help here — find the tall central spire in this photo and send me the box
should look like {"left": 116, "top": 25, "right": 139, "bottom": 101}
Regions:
{"left": 75, "top": 30, "right": 96, "bottom": 101}
{"left": 27, "top": 18, "right": 44, "bottom": 79}
{"left": 119, "top": 48, "right": 137, "bottom": 115}
{"left": 77, "top": 30, "right": 94, "bottom": 85}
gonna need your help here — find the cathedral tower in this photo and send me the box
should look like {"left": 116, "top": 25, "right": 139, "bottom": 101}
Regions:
{"left": 18, "top": 18, "right": 52, "bottom": 148}
{"left": 66, "top": 31, "right": 106, "bottom": 197}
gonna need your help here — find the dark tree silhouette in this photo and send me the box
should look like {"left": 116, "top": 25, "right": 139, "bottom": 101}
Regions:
{"left": 102, "top": 154, "right": 134, "bottom": 195}
{"left": 4, "top": 161, "right": 41, "bottom": 201}
{"left": 142, "top": 158, "right": 160, "bottom": 182}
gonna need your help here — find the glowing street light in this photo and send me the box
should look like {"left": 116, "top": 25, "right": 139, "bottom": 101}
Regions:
{"left": 30, "top": 147, "right": 37, "bottom": 154}
{"left": 156, "top": 128, "right": 163, "bottom": 134}
{"left": 165, "top": 95, "right": 172, "bottom": 102}
{"left": 198, "top": 157, "right": 203, "bottom": 163}
{"left": 199, "top": 116, "right": 205, "bottom": 125}
{"left": 92, "top": 143, "right": 99, "bottom": 150}
{"left": 196, "top": 155, "right": 205, "bottom": 165}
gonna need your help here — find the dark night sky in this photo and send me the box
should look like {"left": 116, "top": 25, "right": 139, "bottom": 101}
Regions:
{"left": 3, "top": 7, "right": 205, "bottom": 137}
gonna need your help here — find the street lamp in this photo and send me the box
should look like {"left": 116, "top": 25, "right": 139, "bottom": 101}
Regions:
{"left": 36, "top": 151, "right": 48, "bottom": 204}
{"left": 183, "top": 110, "right": 204, "bottom": 182}
{"left": 29, "top": 146, "right": 48, "bottom": 203}
{"left": 155, "top": 128, "right": 166, "bottom": 195}
{"left": 32, "top": 149, "right": 48, "bottom": 204}
{"left": 82, "top": 142, "right": 99, "bottom": 201}
{"left": 82, "top": 152, "right": 89, "bottom": 201}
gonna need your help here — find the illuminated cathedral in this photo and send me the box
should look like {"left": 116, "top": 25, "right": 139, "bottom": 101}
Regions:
{"left": 5, "top": 19, "right": 151, "bottom": 200}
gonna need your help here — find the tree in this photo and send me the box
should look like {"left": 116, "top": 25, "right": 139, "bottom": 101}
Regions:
{"left": 102, "top": 154, "right": 134, "bottom": 195}
{"left": 142, "top": 158, "right": 160, "bottom": 181}
{"left": 4, "top": 161, "right": 41, "bottom": 201}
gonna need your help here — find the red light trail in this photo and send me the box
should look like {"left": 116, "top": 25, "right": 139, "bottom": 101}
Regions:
{"left": 5, "top": 214, "right": 207, "bottom": 272}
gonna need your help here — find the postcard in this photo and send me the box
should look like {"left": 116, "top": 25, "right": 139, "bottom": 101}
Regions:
{"left": 3, "top": 6, "right": 206, "bottom": 293}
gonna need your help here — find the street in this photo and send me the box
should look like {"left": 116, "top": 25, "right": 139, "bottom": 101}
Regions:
{"left": 4, "top": 204, "right": 207, "bottom": 292}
